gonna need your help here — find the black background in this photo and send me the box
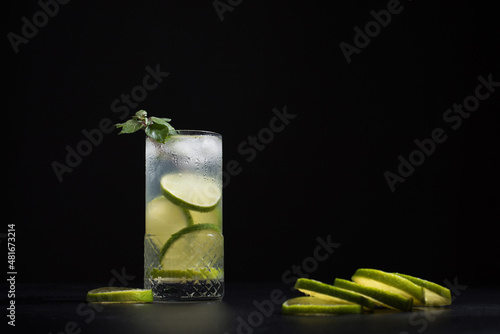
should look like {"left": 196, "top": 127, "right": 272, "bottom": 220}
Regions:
{"left": 6, "top": 0, "right": 499, "bottom": 288}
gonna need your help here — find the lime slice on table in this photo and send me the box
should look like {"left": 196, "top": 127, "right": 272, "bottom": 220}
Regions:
{"left": 394, "top": 273, "right": 452, "bottom": 306}
{"left": 334, "top": 278, "right": 413, "bottom": 311}
{"left": 282, "top": 296, "right": 363, "bottom": 315}
{"left": 160, "top": 173, "right": 221, "bottom": 212}
{"left": 294, "top": 278, "right": 374, "bottom": 311}
{"left": 158, "top": 224, "right": 223, "bottom": 277}
{"left": 86, "top": 287, "right": 153, "bottom": 303}
{"left": 351, "top": 268, "right": 426, "bottom": 306}
{"left": 146, "top": 196, "right": 193, "bottom": 237}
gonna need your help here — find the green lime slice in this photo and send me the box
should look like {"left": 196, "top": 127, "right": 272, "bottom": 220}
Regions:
{"left": 160, "top": 173, "right": 221, "bottom": 212}
{"left": 146, "top": 196, "right": 193, "bottom": 244}
{"left": 394, "top": 273, "right": 452, "bottom": 306}
{"left": 86, "top": 287, "right": 153, "bottom": 303}
{"left": 159, "top": 224, "right": 223, "bottom": 272}
{"left": 189, "top": 204, "right": 222, "bottom": 230}
{"left": 334, "top": 278, "right": 413, "bottom": 311}
{"left": 294, "top": 278, "right": 374, "bottom": 311}
{"left": 352, "top": 269, "right": 426, "bottom": 306}
{"left": 282, "top": 296, "right": 364, "bottom": 315}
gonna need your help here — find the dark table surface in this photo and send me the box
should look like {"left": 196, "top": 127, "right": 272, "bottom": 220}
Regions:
{"left": 5, "top": 282, "right": 500, "bottom": 334}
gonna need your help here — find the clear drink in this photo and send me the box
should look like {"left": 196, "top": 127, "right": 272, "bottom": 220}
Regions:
{"left": 144, "top": 131, "right": 223, "bottom": 301}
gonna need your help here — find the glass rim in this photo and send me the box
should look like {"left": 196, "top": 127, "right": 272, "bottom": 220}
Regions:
{"left": 145, "top": 130, "right": 222, "bottom": 144}
{"left": 171, "top": 129, "right": 221, "bottom": 136}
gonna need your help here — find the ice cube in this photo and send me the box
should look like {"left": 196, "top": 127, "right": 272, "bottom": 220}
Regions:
{"left": 200, "top": 135, "right": 222, "bottom": 159}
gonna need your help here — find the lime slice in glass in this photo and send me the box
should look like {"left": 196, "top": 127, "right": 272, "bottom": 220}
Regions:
{"left": 394, "top": 273, "right": 452, "bottom": 306}
{"left": 352, "top": 268, "right": 426, "bottom": 306}
{"left": 282, "top": 296, "right": 364, "bottom": 315}
{"left": 160, "top": 173, "right": 221, "bottom": 212}
{"left": 146, "top": 196, "right": 193, "bottom": 238}
{"left": 189, "top": 204, "right": 222, "bottom": 229}
{"left": 294, "top": 278, "right": 374, "bottom": 311}
{"left": 334, "top": 278, "right": 413, "bottom": 311}
{"left": 86, "top": 287, "right": 153, "bottom": 303}
{"left": 159, "top": 224, "right": 223, "bottom": 272}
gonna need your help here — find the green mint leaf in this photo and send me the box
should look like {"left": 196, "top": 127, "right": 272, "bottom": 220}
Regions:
{"left": 145, "top": 123, "right": 171, "bottom": 144}
{"left": 115, "top": 119, "right": 144, "bottom": 134}
{"left": 133, "top": 110, "right": 148, "bottom": 120}
{"left": 165, "top": 123, "right": 176, "bottom": 134}
{"left": 150, "top": 117, "right": 172, "bottom": 126}
{"left": 115, "top": 110, "right": 175, "bottom": 143}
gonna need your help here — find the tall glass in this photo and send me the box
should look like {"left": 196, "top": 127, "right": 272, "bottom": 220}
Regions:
{"left": 144, "top": 130, "right": 224, "bottom": 301}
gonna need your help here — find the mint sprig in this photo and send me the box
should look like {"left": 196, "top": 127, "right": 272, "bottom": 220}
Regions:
{"left": 115, "top": 110, "right": 175, "bottom": 144}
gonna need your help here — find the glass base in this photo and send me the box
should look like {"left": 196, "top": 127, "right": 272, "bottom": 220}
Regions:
{"left": 148, "top": 279, "right": 224, "bottom": 302}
